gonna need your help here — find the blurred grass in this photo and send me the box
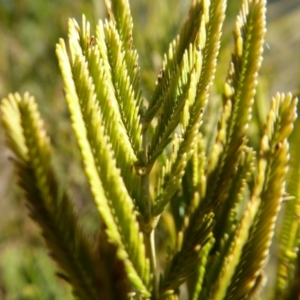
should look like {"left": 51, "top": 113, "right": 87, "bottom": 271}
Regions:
{"left": 0, "top": 0, "right": 299, "bottom": 299}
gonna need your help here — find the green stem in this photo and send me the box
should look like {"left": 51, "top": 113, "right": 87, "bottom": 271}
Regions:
{"left": 140, "top": 105, "right": 151, "bottom": 221}
{"left": 144, "top": 229, "right": 158, "bottom": 299}
{"left": 140, "top": 106, "right": 158, "bottom": 298}
{"left": 150, "top": 229, "right": 158, "bottom": 299}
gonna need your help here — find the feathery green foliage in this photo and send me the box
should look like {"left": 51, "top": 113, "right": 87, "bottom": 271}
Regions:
{"left": 1, "top": 0, "right": 300, "bottom": 299}
{"left": 275, "top": 95, "right": 300, "bottom": 300}
{"left": 56, "top": 20, "right": 151, "bottom": 295}
{"left": 1, "top": 93, "right": 99, "bottom": 300}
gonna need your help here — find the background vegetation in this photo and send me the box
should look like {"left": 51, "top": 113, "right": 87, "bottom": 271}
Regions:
{"left": 0, "top": 0, "right": 299, "bottom": 299}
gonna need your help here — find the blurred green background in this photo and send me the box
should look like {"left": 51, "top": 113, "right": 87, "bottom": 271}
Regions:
{"left": 0, "top": 0, "right": 299, "bottom": 299}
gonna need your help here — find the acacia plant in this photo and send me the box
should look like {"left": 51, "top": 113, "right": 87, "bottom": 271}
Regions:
{"left": 1, "top": 0, "right": 300, "bottom": 299}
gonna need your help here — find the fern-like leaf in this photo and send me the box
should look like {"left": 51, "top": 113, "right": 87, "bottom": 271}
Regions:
{"left": 205, "top": 184, "right": 261, "bottom": 300}
{"left": 153, "top": 0, "right": 226, "bottom": 217}
{"left": 206, "top": 0, "right": 266, "bottom": 209}
{"left": 147, "top": 43, "right": 202, "bottom": 167}
{"left": 105, "top": 0, "right": 142, "bottom": 107}
{"left": 225, "top": 92, "right": 298, "bottom": 299}
{"left": 159, "top": 213, "right": 214, "bottom": 298}
{"left": 1, "top": 93, "right": 99, "bottom": 300}
{"left": 68, "top": 17, "right": 144, "bottom": 209}
{"left": 102, "top": 20, "right": 142, "bottom": 156}
{"left": 190, "top": 237, "right": 215, "bottom": 300}
{"left": 56, "top": 35, "right": 150, "bottom": 295}
{"left": 145, "top": 0, "right": 207, "bottom": 124}
{"left": 274, "top": 96, "right": 300, "bottom": 299}
{"left": 212, "top": 146, "right": 255, "bottom": 253}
